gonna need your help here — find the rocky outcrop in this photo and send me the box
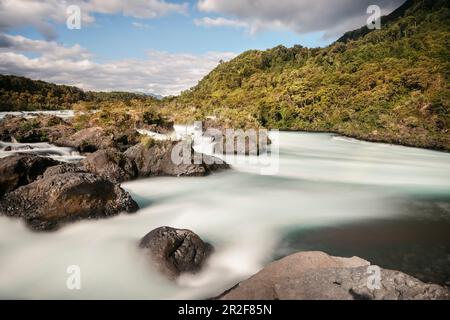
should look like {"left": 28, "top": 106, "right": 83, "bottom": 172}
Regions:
{"left": 0, "top": 154, "right": 60, "bottom": 197}
{"left": 217, "top": 251, "right": 449, "bottom": 300}
{"left": 81, "top": 148, "right": 137, "bottom": 183}
{"left": 139, "top": 226, "right": 213, "bottom": 279}
{"left": 111, "top": 129, "right": 141, "bottom": 152}
{"left": 55, "top": 126, "right": 141, "bottom": 153}
{"left": 0, "top": 172, "right": 139, "bottom": 231}
{"left": 125, "top": 141, "right": 229, "bottom": 177}
{"left": 55, "top": 127, "right": 115, "bottom": 153}
{"left": 42, "top": 163, "right": 87, "bottom": 177}
{"left": 0, "top": 115, "right": 74, "bottom": 143}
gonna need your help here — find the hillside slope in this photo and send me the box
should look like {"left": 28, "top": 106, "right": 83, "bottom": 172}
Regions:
{"left": 167, "top": 0, "right": 450, "bottom": 151}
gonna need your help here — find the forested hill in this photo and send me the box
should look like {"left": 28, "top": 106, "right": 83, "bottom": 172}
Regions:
{"left": 336, "top": 0, "right": 417, "bottom": 43}
{"left": 168, "top": 0, "right": 450, "bottom": 151}
{"left": 0, "top": 74, "right": 154, "bottom": 111}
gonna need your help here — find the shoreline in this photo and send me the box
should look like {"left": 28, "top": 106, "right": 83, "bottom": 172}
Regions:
{"left": 275, "top": 128, "right": 450, "bottom": 153}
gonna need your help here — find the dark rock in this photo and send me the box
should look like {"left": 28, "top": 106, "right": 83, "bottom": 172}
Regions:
{"left": 217, "top": 251, "right": 449, "bottom": 300}
{"left": 139, "top": 226, "right": 213, "bottom": 279}
{"left": 55, "top": 127, "right": 115, "bottom": 152}
{"left": 111, "top": 129, "right": 141, "bottom": 152}
{"left": 56, "top": 126, "right": 142, "bottom": 153}
{"left": 0, "top": 154, "right": 60, "bottom": 197}
{"left": 0, "top": 172, "right": 139, "bottom": 231}
{"left": 43, "top": 163, "right": 87, "bottom": 177}
{"left": 81, "top": 148, "right": 137, "bottom": 183}
{"left": 44, "top": 124, "right": 76, "bottom": 143}
{"left": 125, "top": 141, "right": 228, "bottom": 177}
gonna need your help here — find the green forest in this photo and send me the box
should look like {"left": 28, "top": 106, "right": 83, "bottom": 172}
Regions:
{"left": 166, "top": 0, "right": 449, "bottom": 150}
{"left": 0, "top": 0, "right": 448, "bottom": 150}
{"left": 0, "top": 74, "right": 153, "bottom": 111}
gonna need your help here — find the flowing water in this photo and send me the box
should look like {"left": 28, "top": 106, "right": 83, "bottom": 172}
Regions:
{"left": 0, "top": 131, "right": 449, "bottom": 299}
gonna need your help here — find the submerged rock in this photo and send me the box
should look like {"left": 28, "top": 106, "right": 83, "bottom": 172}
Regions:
{"left": 0, "top": 154, "right": 60, "bottom": 197}
{"left": 217, "top": 251, "right": 449, "bottom": 300}
{"left": 139, "top": 226, "right": 213, "bottom": 279}
{"left": 0, "top": 172, "right": 139, "bottom": 231}
{"left": 81, "top": 148, "right": 137, "bottom": 183}
{"left": 125, "top": 141, "right": 228, "bottom": 177}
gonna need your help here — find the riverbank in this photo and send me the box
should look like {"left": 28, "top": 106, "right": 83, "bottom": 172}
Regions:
{"left": 276, "top": 128, "right": 450, "bottom": 153}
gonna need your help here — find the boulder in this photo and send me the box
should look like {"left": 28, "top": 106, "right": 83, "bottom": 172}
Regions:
{"left": 0, "top": 154, "right": 60, "bottom": 197}
{"left": 56, "top": 127, "right": 141, "bottom": 153}
{"left": 42, "top": 163, "right": 87, "bottom": 177}
{"left": 55, "top": 127, "right": 115, "bottom": 152}
{"left": 268, "top": 266, "right": 450, "bottom": 300}
{"left": 125, "top": 141, "right": 228, "bottom": 177}
{"left": 42, "top": 124, "right": 75, "bottom": 143}
{"left": 139, "top": 226, "right": 213, "bottom": 279}
{"left": 81, "top": 148, "right": 137, "bottom": 183}
{"left": 111, "top": 129, "right": 141, "bottom": 152}
{"left": 217, "top": 251, "right": 449, "bottom": 300}
{"left": 0, "top": 172, "right": 139, "bottom": 230}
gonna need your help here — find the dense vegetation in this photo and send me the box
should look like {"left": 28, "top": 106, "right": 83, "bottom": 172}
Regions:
{"left": 72, "top": 99, "right": 169, "bottom": 132}
{"left": 0, "top": 75, "right": 86, "bottom": 111}
{"left": 165, "top": 0, "right": 450, "bottom": 150}
{"left": 0, "top": 74, "right": 155, "bottom": 111}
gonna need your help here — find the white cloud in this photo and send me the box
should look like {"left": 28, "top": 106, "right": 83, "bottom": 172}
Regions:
{"left": 0, "top": 0, "right": 188, "bottom": 39}
{"left": 194, "top": 17, "right": 248, "bottom": 29}
{"left": 0, "top": 34, "right": 91, "bottom": 60}
{"left": 196, "top": 0, "right": 405, "bottom": 37}
{"left": 0, "top": 34, "right": 236, "bottom": 96}
{"left": 82, "top": 0, "right": 188, "bottom": 19}
{"left": 132, "top": 22, "right": 152, "bottom": 29}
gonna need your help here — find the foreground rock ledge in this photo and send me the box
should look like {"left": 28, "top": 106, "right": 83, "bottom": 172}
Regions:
{"left": 82, "top": 148, "right": 138, "bottom": 183}
{"left": 139, "top": 226, "right": 213, "bottom": 279}
{"left": 217, "top": 251, "right": 449, "bottom": 300}
{"left": 0, "top": 172, "right": 139, "bottom": 231}
{"left": 0, "top": 154, "right": 60, "bottom": 197}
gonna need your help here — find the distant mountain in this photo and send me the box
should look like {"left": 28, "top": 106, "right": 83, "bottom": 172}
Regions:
{"left": 166, "top": 0, "right": 450, "bottom": 151}
{"left": 149, "top": 93, "right": 164, "bottom": 100}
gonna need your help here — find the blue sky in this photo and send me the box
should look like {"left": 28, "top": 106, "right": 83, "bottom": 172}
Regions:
{"left": 0, "top": 0, "right": 404, "bottom": 95}
{"left": 9, "top": 2, "right": 331, "bottom": 62}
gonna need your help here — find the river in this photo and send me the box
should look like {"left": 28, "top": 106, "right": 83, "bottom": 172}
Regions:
{"left": 0, "top": 131, "right": 449, "bottom": 299}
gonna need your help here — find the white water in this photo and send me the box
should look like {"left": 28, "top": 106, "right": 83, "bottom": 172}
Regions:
{"left": 0, "top": 132, "right": 449, "bottom": 299}
{"left": 0, "top": 141, "right": 84, "bottom": 162}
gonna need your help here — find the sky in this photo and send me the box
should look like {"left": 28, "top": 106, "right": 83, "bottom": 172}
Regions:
{"left": 0, "top": 0, "right": 405, "bottom": 96}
